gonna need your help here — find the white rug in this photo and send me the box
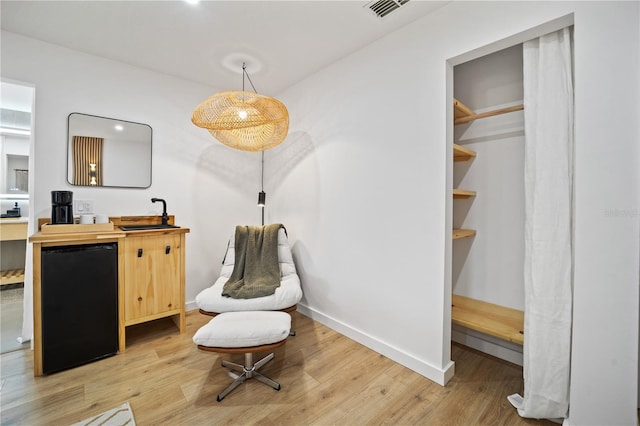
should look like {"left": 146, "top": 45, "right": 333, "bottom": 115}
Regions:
{"left": 72, "top": 402, "right": 136, "bottom": 426}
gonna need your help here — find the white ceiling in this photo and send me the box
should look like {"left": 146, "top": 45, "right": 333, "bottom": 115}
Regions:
{"left": 1, "top": 0, "right": 449, "bottom": 95}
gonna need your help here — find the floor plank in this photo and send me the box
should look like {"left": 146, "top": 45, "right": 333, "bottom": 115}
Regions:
{"left": 0, "top": 310, "right": 556, "bottom": 425}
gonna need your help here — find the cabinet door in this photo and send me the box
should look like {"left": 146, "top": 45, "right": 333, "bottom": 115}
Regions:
{"left": 124, "top": 234, "right": 181, "bottom": 322}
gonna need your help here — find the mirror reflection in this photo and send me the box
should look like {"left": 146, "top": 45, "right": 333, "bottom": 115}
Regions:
{"left": 67, "top": 113, "right": 152, "bottom": 188}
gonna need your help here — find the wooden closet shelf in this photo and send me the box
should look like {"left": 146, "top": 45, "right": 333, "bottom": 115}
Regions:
{"left": 452, "top": 229, "right": 475, "bottom": 240}
{"left": 454, "top": 98, "right": 475, "bottom": 119}
{"left": 452, "top": 294, "right": 524, "bottom": 345}
{"left": 453, "top": 144, "right": 476, "bottom": 162}
{"left": 453, "top": 189, "right": 476, "bottom": 199}
{"left": 1, "top": 268, "right": 25, "bottom": 285}
{"left": 453, "top": 98, "right": 524, "bottom": 125}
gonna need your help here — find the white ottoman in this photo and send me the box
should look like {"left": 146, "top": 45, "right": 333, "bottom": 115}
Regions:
{"left": 193, "top": 311, "right": 291, "bottom": 401}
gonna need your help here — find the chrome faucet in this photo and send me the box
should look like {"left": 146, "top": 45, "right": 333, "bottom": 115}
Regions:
{"left": 151, "top": 198, "right": 169, "bottom": 225}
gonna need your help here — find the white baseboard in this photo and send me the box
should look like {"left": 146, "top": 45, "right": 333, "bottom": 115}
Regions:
{"left": 296, "top": 304, "right": 455, "bottom": 386}
{"left": 451, "top": 324, "right": 523, "bottom": 366}
{"left": 185, "top": 300, "right": 198, "bottom": 312}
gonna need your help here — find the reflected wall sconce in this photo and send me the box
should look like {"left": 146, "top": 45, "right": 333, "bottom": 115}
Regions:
{"left": 191, "top": 63, "right": 289, "bottom": 152}
{"left": 89, "top": 163, "right": 97, "bottom": 186}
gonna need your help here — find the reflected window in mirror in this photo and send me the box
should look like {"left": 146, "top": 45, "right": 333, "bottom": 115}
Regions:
{"left": 67, "top": 113, "right": 152, "bottom": 188}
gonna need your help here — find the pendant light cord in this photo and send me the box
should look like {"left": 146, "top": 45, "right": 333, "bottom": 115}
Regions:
{"left": 243, "top": 62, "right": 265, "bottom": 226}
{"left": 242, "top": 62, "right": 258, "bottom": 94}
{"left": 261, "top": 150, "right": 265, "bottom": 226}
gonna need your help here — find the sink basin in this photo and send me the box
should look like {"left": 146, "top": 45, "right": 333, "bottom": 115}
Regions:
{"left": 119, "top": 224, "right": 180, "bottom": 231}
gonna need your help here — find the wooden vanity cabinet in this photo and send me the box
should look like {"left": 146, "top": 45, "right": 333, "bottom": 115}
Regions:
{"left": 31, "top": 217, "right": 189, "bottom": 375}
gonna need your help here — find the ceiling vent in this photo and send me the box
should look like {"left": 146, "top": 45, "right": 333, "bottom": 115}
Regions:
{"left": 365, "top": 0, "right": 410, "bottom": 18}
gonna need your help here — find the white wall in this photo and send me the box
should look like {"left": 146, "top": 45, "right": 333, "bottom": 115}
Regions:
{"left": 0, "top": 31, "right": 265, "bottom": 306}
{"left": 569, "top": 3, "right": 639, "bottom": 424}
{"left": 271, "top": 1, "right": 638, "bottom": 424}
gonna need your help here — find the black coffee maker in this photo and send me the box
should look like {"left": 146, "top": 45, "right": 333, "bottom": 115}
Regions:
{"left": 51, "top": 191, "right": 74, "bottom": 224}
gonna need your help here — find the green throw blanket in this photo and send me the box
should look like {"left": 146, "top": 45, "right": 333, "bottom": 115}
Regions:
{"left": 222, "top": 224, "right": 283, "bottom": 299}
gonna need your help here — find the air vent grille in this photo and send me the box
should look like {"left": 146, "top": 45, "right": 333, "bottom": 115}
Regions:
{"left": 366, "top": 0, "right": 410, "bottom": 18}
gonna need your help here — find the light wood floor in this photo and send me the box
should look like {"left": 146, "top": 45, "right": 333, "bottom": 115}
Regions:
{"left": 1, "top": 311, "right": 555, "bottom": 425}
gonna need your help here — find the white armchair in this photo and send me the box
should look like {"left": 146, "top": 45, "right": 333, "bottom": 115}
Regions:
{"left": 195, "top": 227, "right": 302, "bottom": 316}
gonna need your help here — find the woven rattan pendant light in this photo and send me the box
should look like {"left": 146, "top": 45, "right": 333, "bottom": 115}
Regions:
{"left": 192, "top": 63, "right": 289, "bottom": 152}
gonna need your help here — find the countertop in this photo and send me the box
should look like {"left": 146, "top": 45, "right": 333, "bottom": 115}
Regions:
{"left": 0, "top": 217, "right": 28, "bottom": 224}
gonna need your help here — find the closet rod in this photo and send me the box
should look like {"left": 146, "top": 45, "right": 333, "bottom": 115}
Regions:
{"left": 454, "top": 104, "right": 524, "bottom": 125}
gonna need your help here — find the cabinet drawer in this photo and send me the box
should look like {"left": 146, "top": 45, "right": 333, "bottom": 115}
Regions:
{"left": 0, "top": 221, "right": 27, "bottom": 241}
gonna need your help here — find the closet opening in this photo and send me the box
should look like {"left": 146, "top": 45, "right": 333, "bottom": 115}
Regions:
{"left": 450, "top": 43, "right": 526, "bottom": 366}
{"left": 445, "top": 17, "right": 575, "bottom": 421}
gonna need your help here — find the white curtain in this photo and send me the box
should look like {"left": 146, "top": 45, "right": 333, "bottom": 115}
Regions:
{"left": 509, "top": 27, "right": 574, "bottom": 420}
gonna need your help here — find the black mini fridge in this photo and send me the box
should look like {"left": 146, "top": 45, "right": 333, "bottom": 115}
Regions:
{"left": 41, "top": 242, "right": 118, "bottom": 374}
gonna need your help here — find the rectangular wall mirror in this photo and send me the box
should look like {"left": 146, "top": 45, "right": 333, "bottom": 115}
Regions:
{"left": 67, "top": 113, "right": 152, "bottom": 188}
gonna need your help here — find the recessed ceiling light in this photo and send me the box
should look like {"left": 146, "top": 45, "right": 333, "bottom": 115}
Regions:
{"left": 114, "top": 124, "right": 124, "bottom": 131}
{"left": 184, "top": 0, "right": 200, "bottom": 5}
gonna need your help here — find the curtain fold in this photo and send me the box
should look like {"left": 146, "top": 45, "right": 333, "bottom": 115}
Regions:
{"left": 72, "top": 136, "right": 104, "bottom": 185}
{"left": 509, "top": 27, "right": 574, "bottom": 420}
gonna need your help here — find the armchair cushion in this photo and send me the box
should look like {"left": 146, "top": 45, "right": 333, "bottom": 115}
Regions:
{"left": 196, "top": 274, "right": 301, "bottom": 313}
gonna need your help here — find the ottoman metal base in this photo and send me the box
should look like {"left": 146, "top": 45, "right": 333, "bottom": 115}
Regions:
{"left": 197, "top": 338, "right": 288, "bottom": 401}
{"left": 217, "top": 352, "right": 280, "bottom": 401}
